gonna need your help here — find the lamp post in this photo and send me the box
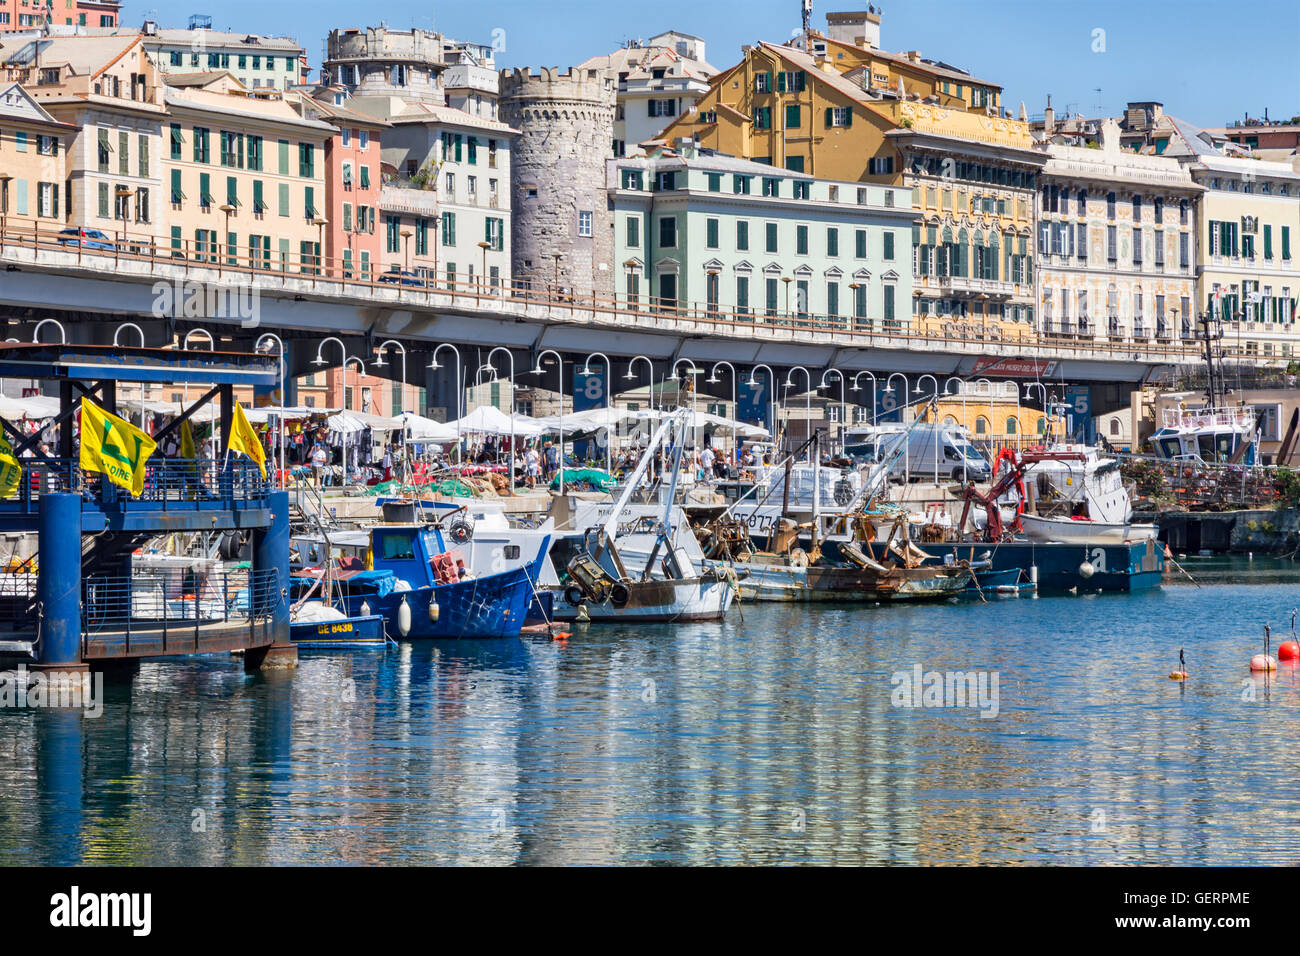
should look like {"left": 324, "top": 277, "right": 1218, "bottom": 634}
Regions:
{"left": 401, "top": 229, "right": 413, "bottom": 274}
{"left": 623, "top": 259, "right": 640, "bottom": 311}
{"left": 975, "top": 377, "right": 995, "bottom": 453}
{"left": 484, "top": 346, "right": 517, "bottom": 493}
{"left": 885, "top": 373, "right": 909, "bottom": 483}
{"left": 374, "top": 339, "right": 408, "bottom": 482}
{"left": 851, "top": 371, "right": 878, "bottom": 428}
{"left": 672, "top": 358, "right": 701, "bottom": 458}
{"left": 584, "top": 351, "right": 614, "bottom": 476}
{"left": 782, "top": 275, "right": 793, "bottom": 322}
{"left": 0, "top": 172, "right": 12, "bottom": 244}
{"left": 784, "top": 366, "right": 813, "bottom": 461}
{"left": 914, "top": 373, "right": 939, "bottom": 485}
{"left": 313, "top": 336, "right": 361, "bottom": 487}
{"left": 182, "top": 328, "right": 216, "bottom": 454}
{"left": 256, "top": 332, "right": 288, "bottom": 487}
{"left": 746, "top": 364, "right": 778, "bottom": 459}
{"left": 218, "top": 202, "right": 235, "bottom": 273}
{"left": 944, "top": 376, "right": 968, "bottom": 483}
{"left": 819, "top": 368, "right": 846, "bottom": 456}
{"left": 312, "top": 216, "right": 329, "bottom": 277}
{"left": 624, "top": 354, "right": 655, "bottom": 413}
{"left": 477, "top": 240, "right": 491, "bottom": 295}
{"left": 428, "top": 343, "right": 464, "bottom": 464}
{"left": 531, "top": 349, "right": 565, "bottom": 494}
{"left": 113, "top": 322, "right": 148, "bottom": 428}
{"left": 1025, "top": 382, "right": 1049, "bottom": 443}
{"left": 115, "top": 185, "right": 133, "bottom": 253}
{"left": 32, "top": 318, "right": 66, "bottom": 345}
{"left": 707, "top": 361, "right": 739, "bottom": 472}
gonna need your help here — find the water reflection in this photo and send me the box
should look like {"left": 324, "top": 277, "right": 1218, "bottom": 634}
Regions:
{"left": 3, "top": 560, "right": 1300, "bottom": 865}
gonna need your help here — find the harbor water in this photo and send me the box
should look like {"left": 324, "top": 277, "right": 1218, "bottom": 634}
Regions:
{"left": 3, "top": 556, "right": 1299, "bottom": 866}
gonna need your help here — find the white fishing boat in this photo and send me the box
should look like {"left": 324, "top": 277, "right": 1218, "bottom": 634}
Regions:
{"left": 1148, "top": 404, "right": 1259, "bottom": 465}
{"left": 549, "top": 410, "right": 736, "bottom": 623}
{"left": 1019, "top": 444, "right": 1156, "bottom": 544}
{"left": 1019, "top": 513, "right": 1156, "bottom": 545}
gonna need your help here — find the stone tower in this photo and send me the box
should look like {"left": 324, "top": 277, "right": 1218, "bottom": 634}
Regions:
{"left": 499, "top": 66, "right": 617, "bottom": 299}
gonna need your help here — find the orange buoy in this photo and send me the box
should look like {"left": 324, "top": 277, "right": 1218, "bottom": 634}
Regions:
{"left": 1278, "top": 641, "right": 1300, "bottom": 662}
{"left": 553, "top": 631, "right": 571, "bottom": 642}
{"left": 1250, "top": 654, "right": 1277, "bottom": 672}
{"left": 1168, "top": 648, "right": 1188, "bottom": 680}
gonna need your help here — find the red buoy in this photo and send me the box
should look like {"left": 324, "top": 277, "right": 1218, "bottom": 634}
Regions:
{"left": 1278, "top": 641, "right": 1300, "bottom": 662}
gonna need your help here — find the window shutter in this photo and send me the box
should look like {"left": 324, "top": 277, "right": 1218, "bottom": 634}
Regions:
{"left": 776, "top": 71, "right": 786, "bottom": 93}
{"left": 845, "top": 107, "right": 853, "bottom": 127}
{"left": 825, "top": 107, "right": 833, "bottom": 128}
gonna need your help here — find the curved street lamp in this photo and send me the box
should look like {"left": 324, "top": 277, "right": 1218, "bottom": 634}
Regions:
{"left": 255, "top": 332, "right": 288, "bottom": 486}
{"left": 944, "top": 376, "right": 969, "bottom": 483}
{"left": 583, "top": 351, "right": 614, "bottom": 476}
{"left": 484, "top": 346, "right": 518, "bottom": 493}
{"left": 885, "top": 372, "right": 910, "bottom": 483}
{"left": 531, "top": 349, "right": 565, "bottom": 494}
{"left": 313, "top": 336, "right": 362, "bottom": 486}
{"left": 672, "top": 358, "right": 702, "bottom": 459}
{"left": 32, "top": 318, "right": 66, "bottom": 345}
{"left": 707, "top": 360, "right": 740, "bottom": 472}
{"left": 819, "top": 368, "right": 846, "bottom": 457}
{"left": 851, "top": 371, "right": 878, "bottom": 428}
{"left": 914, "top": 373, "right": 940, "bottom": 485}
{"left": 374, "top": 339, "right": 409, "bottom": 482}
{"left": 745, "top": 364, "right": 778, "bottom": 459}
{"left": 784, "top": 365, "right": 813, "bottom": 462}
{"left": 428, "top": 343, "right": 464, "bottom": 462}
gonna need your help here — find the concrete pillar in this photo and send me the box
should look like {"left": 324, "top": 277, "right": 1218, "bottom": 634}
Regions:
{"left": 36, "top": 493, "right": 84, "bottom": 671}
{"left": 245, "top": 489, "right": 296, "bottom": 671}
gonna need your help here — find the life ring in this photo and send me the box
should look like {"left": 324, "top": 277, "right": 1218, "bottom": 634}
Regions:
{"left": 447, "top": 519, "right": 473, "bottom": 544}
{"left": 609, "top": 583, "right": 631, "bottom": 608}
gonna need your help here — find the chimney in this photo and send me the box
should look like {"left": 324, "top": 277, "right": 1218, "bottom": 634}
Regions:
{"left": 825, "top": 9, "right": 882, "bottom": 49}
{"left": 1043, "top": 95, "right": 1054, "bottom": 134}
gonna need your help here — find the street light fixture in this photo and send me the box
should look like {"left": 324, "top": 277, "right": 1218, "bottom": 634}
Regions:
{"left": 313, "top": 336, "right": 362, "bottom": 486}
{"left": 256, "top": 332, "right": 288, "bottom": 487}
{"left": 483, "top": 347, "right": 519, "bottom": 493}
{"left": 709, "top": 360, "right": 740, "bottom": 471}
{"left": 819, "top": 368, "right": 846, "bottom": 457}
{"left": 374, "top": 339, "right": 409, "bottom": 482}
{"left": 428, "top": 343, "right": 464, "bottom": 462}
{"left": 783, "top": 366, "right": 813, "bottom": 462}
{"left": 850, "top": 371, "right": 878, "bottom": 428}
{"left": 477, "top": 240, "right": 491, "bottom": 295}
{"left": 530, "top": 349, "right": 565, "bottom": 494}
{"left": 583, "top": 351, "right": 614, "bottom": 476}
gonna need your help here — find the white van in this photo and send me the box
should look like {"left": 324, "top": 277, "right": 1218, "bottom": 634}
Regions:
{"left": 846, "top": 423, "right": 991, "bottom": 483}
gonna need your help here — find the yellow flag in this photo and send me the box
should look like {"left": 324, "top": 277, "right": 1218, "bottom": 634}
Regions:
{"left": 228, "top": 402, "right": 266, "bottom": 478}
{"left": 179, "top": 418, "right": 196, "bottom": 459}
{"left": 0, "top": 424, "right": 21, "bottom": 499}
{"left": 79, "top": 398, "right": 157, "bottom": 497}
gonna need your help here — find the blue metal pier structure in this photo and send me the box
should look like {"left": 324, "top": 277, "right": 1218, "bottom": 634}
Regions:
{"left": 0, "top": 342, "right": 293, "bottom": 672}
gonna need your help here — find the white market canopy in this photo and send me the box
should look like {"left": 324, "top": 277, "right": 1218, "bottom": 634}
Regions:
{"left": 327, "top": 410, "right": 404, "bottom": 435}
{"left": 651, "top": 408, "right": 771, "bottom": 438}
{"left": 0, "top": 394, "right": 61, "bottom": 420}
{"left": 399, "top": 411, "right": 458, "bottom": 442}
{"left": 450, "top": 405, "right": 545, "bottom": 438}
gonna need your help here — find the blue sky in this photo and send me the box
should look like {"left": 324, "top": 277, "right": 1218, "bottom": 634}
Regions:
{"left": 134, "top": 0, "right": 1298, "bottom": 127}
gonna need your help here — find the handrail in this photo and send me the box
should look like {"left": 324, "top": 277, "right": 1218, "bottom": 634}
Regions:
{"left": 0, "top": 219, "right": 1211, "bottom": 363}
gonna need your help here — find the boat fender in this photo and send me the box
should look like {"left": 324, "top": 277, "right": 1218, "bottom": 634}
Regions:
{"left": 564, "top": 585, "right": 585, "bottom": 607}
{"left": 1168, "top": 670, "right": 1189, "bottom": 680}
{"left": 610, "top": 583, "right": 631, "bottom": 608}
{"left": 397, "top": 596, "right": 412, "bottom": 636}
{"left": 428, "top": 601, "right": 440, "bottom": 623}
{"left": 360, "top": 599, "right": 372, "bottom": 617}
{"left": 1078, "top": 561, "right": 1095, "bottom": 579}
{"left": 575, "top": 604, "right": 590, "bottom": 624}
{"left": 788, "top": 548, "right": 809, "bottom": 569}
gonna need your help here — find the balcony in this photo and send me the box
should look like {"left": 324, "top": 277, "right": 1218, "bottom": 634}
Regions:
{"left": 933, "top": 275, "right": 1015, "bottom": 298}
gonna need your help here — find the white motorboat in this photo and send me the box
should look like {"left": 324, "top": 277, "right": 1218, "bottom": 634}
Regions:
{"left": 1020, "top": 513, "right": 1156, "bottom": 545}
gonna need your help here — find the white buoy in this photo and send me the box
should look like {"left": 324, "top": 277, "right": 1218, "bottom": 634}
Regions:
{"left": 397, "top": 596, "right": 412, "bottom": 636}
{"left": 360, "top": 599, "right": 371, "bottom": 617}
{"left": 1078, "top": 561, "right": 1095, "bottom": 579}
{"left": 428, "top": 601, "right": 440, "bottom": 623}
{"left": 1030, "top": 565, "right": 1038, "bottom": 585}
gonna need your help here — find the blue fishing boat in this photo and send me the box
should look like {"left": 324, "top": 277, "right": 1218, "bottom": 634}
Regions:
{"left": 290, "top": 613, "right": 389, "bottom": 649}
{"left": 290, "top": 525, "right": 551, "bottom": 639}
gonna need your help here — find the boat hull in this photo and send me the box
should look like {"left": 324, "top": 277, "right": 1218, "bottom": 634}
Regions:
{"left": 290, "top": 614, "right": 388, "bottom": 648}
{"left": 1020, "top": 514, "right": 1157, "bottom": 545}
{"left": 872, "top": 539, "right": 1164, "bottom": 593}
{"left": 550, "top": 577, "right": 734, "bottom": 622}
{"left": 738, "top": 562, "right": 971, "bottom": 603}
{"left": 332, "top": 563, "right": 540, "bottom": 639}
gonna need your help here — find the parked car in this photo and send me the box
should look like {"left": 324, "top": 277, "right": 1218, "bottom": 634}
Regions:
{"left": 378, "top": 269, "right": 426, "bottom": 288}
{"left": 56, "top": 227, "right": 116, "bottom": 252}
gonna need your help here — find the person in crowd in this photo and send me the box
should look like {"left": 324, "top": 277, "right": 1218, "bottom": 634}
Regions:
{"left": 382, "top": 444, "right": 393, "bottom": 482}
{"left": 310, "top": 442, "right": 328, "bottom": 487}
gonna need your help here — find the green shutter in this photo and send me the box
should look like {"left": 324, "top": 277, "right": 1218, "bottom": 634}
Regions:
{"left": 845, "top": 107, "right": 853, "bottom": 127}
{"left": 1284, "top": 226, "right": 1292, "bottom": 260}
{"left": 1264, "top": 224, "right": 1273, "bottom": 259}
{"left": 776, "top": 71, "right": 786, "bottom": 93}
{"left": 825, "top": 107, "right": 833, "bottom": 128}
{"left": 170, "top": 169, "right": 182, "bottom": 203}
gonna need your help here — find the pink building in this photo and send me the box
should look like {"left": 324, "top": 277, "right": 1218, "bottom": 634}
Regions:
{"left": 295, "top": 87, "right": 388, "bottom": 280}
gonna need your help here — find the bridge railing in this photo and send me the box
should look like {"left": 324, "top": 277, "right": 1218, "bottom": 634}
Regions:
{"left": 0, "top": 219, "right": 1206, "bottom": 361}
{"left": 81, "top": 566, "right": 280, "bottom": 657}
{"left": 0, "top": 456, "right": 269, "bottom": 514}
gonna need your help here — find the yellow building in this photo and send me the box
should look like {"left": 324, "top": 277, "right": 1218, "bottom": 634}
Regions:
{"left": 930, "top": 380, "right": 1065, "bottom": 450}
{"left": 656, "top": 28, "right": 1044, "bottom": 339}
{"left": 0, "top": 83, "right": 74, "bottom": 232}
{"left": 5, "top": 35, "right": 168, "bottom": 249}
{"left": 162, "top": 72, "right": 333, "bottom": 271}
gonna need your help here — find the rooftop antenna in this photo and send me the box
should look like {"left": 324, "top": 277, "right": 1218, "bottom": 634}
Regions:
{"left": 801, "top": 0, "right": 813, "bottom": 43}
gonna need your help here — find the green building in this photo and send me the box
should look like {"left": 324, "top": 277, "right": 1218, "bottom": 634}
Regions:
{"left": 609, "top": 143, "right": 917, "bottom": 330}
